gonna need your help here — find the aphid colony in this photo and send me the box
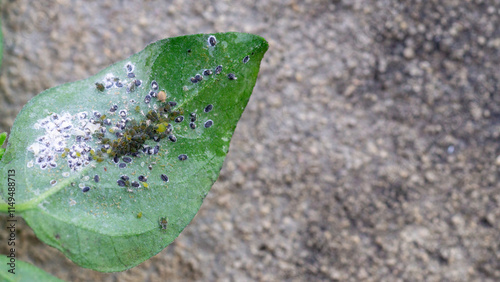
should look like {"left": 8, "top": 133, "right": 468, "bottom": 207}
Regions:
{"left": 28, "top": 112, "right": 93, "bottom": 171}
{"left": 28, "top": 44, "right": 219, "bottom": 193}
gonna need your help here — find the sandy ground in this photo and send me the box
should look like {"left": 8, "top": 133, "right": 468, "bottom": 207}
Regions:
{"left": 0, "top": 0, "right": 499, "bottom": 281}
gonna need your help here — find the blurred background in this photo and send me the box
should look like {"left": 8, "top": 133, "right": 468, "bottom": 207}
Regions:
{"left": 0, "top": 0, "right": 499, "bottom": 281}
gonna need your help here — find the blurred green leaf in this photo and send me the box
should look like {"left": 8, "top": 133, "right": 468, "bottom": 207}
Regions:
{"left": 0, "top": 256, "right": 65, "bottom": 282}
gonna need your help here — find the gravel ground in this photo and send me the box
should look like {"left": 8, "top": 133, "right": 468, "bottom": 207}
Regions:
{"left": 1, "top": 0, "right": 500, "bottom": 281}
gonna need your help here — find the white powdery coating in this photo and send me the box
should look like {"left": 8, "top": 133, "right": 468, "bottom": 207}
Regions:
{"left": 28, "top": 111, "right": 102, "bottom": 172}
{"left": 29, "top": 112, "right": 73, "bottom": 170}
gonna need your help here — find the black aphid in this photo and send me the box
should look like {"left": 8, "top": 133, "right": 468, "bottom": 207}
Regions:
{"left": 175, "top": 116, "right": 184, "bottom": 123}
{"left": 119, "top": 163, "right": 127, "bottom": 168}
{"left": 82, "top": 187, "right": 90, "bottom": 193}
{"left": 195, "top": 74, "right": 203, "bottom": 82}
{"left": 121, "top": 175, "right": 129, "bottom": 181}
{"left": 203, "top": 69, "right": 212, "bottom": 76}
{"left": 94, "top": 175, "right": 100, "bottom": 183}
{"left": 190, "top": 122, "right": 196, "bottom": 129}
{"left": 243, "top": 55, "right": 250, "bottom": 63}
{"left": 161, "top": 174, "right": 169, "bottom": 182}
{"left": 123, "top": 157, "right": 132, "bottom": 163}
{"left": 204, "top": 104, "right": 213, "bottom": 113}
{"left": 227, "top": 73, "right": 237, "bottom": 80}
{"left": 134, "top": 79, "right": 142, "bottom": 87}
{"left": 138, "top": 175, "right": 147, "bottom": 182}
{"left": 178, "top": 154, "right": 188, "bottom": 161}
{"left": 168, "top": 135, "right": 177, "bottom": 142}
{"left": 126, "top": 63, "right": 134, "bottom": 73}
{"left": 204, "top": 120, "right": 213, "bottom": 128}
{"left": 119, "top": 110, "right": 127, "bottom": 118}
{"left": 148, "top": 165, "right": 153, "bottom": 170}
{"left": 110, "top": 105, "right": 118, "bottom": 112}
{"left": 131, "top": 181, "right": 140, "bottom": 188}
{"left": 190, "top": 77, "right": 198, "bottom": 83}
{"left": 151, "top": 81, "right": 158, "bottom": 90}
{"left": 144, "top": 94, "right": 151, "bottom": 104}
{"left": 103, "top": 119, "right": 112, "bottom": 125}
{"left": 190, "top": 112, "right": 197, "bottom": 121}
{"left": 113, "top": 155, "right": 119, "bottom": 164}
{"left": 169, "top": 101, "right": 177, "bottom": 107}
{"left": 128, "top": 72, "right": 135, "bottom": 78}
{"left": 149, "top": 90, "right": 157, "bottom": 98}
{"left": 116, "top": 81, "right": 124, "bottom": 88}
{"left": 117, "top": 179, "right": 126, "bottom": 187}
{"left": 153, "top": 145, "right": 159, "bottom": 154}
{"left": 208, "top": 35, "right": 217, "bottom": 46}
{"left": 215, "top": 65, "right": 223, "bottom": 75}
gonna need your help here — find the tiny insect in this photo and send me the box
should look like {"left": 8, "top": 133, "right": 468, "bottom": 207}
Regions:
{"left": 204, "top": 104, "right": 213, "bottom": 113}
{"left": 227, "top": 73, "right": 237, "bottom": 80}
{"left": 158, "top": 91, "right": 167, "bottom": 103}
{"left": 203, "top": 69, "right": 212, "bottom": 76}
{"left": 159, "top": 217, "right": 168, "bottom": 230}
{"left": 208, "top": 35, "right": 217, "bottom": 47}
{"left": 95, "top": 82, "right": 105, "bottom": 91}
{"left": 151, "top": 80, "right": 159, "bottom": 90}
{"left": 161, "top": 174, "right": 169, "bottom": 182}
{"left": 204, "top": 120, "right": 213, "bottom": 128}
{"left": 215, "top": 65, "right": 223, "bottom": 75}
{"left": 243, "top": 55, "right": 250, "bottom": 63}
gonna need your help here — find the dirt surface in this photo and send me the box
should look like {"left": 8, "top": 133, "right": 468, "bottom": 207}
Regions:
{"left": 0, "top": 0, "right": 499, "bottom": 281}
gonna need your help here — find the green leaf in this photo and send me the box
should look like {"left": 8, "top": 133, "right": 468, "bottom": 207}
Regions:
{"left": 0, "top": 132, "right": 7, "bottom": 146}
{"left": 0, "top": 32, "right": 268, "bottom": 271}
{"left": 0, "top": 256, "right": 65, "bottom": 282}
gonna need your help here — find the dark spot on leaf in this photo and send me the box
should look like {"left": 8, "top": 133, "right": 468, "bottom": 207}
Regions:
{"left": 94, "top": 175, "right": 100, "bottom": 183}
{"left": 204, "top": 104, "right": 213, "bottom": 113}
{"left": 204, "top": 120, "right": 213, "bottom": 128}
{"left": 208, "top": 35, "right": 217, "bottom": 46}
{"left": 215, "top": 65, "right": 223, "bottom": 74}
{"left": 151, "top": 81, "right": 158, "bottom": 90}
{"left": 161, "top": 174, "right": 169, "bottom": 182}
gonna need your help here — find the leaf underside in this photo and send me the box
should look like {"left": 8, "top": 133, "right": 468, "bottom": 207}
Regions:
{"left": 0, "top": 32, "right": 268, "bottom": 272}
